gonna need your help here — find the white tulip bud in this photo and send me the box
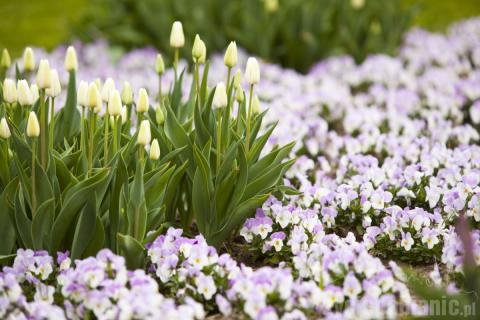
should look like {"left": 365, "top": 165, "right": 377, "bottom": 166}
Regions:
{"left": 245, "top": 57, "right": 260, "bottom": 85}
{"left": 137, "top": 120, "right": 151, "bottom": 145}
{"left": 101, "top": 78, "right": 115, "bottom": 103}
{"left": 233, "top": 69, "right": 242, "bottom": 89}
{"left": 155, "top": 54, "right": 165, "bottom": 75}
{"left": 3, "top": 79, "right": 17, "bottom": 103}
{"left": 26, "top": 112, "right": 40, "bottom": 137}
{"left": 36, "top": 59, "right": 51, "bottom": 89}
{"left": 77, "top": 81, "right": 89, "bottom": 107}
{"left": 351, "top": 0, "right": 365, "bottom": 9}
{"left": 212, "top": 82, "right": 228, "bottom": 109}
{"left": 236, "top": 88, "right": 245, "bottom": 103}
{"left": 121, "top": 105, "right": 128, "bottom": 124}
{"left": 30, "top": 84, "right": 39, "bottom": 104}
{"left": 264, "top": 0, "right": 279, "bottom": 12}
{"left": 136, "top": 88, "right": 149, "bottom": 113}
{"left": 121, "top": 81, "right": 134, "bottom": 105}
{"left": 224, "top": 41, "right": 238, "bottom": 68}
{"left": 94, "top": 78, "right": 102, "bottom": 91}
{"left": 150, "top": 139, "right": 160, "bottom": 160}
{"left": 192, "top": 35, "right": 206, "bottom": 63}
{"left": 46, "top": 69, "right": 61, "bottom": 97}
{"left": 108, "top": 89, "right": 122, "bottom": 117}
{"left": 252, "top": 95, "right": 260, "bottom": 114}
{"left": 87, "top": 82, "right": 101, "bottom": 110}
{"left": 0, "top": 118, "right": 11, "bottom": 139}
{"left": 0, "top": 49, "right": 11, "bottom": 68}
{"left": 23, "top": 47, "right": 36, "bottom": 72}
{"left": 17, "top": 80, "right": 33, "bottom": 106}
{"left": 64, "top": 46, "right": 78, "bottom": 71}
{"left": 170, "top": 21, "right": 185, "bottom": 48}
{"left": 155, "top": 105, "right": 165, "bottom": 125}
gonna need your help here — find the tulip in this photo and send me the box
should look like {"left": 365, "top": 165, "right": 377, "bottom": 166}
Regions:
{"left": 0, "top": 118, "right": 11, "bottom": 139}
{"left": 27, "top": 112, "right": 40, "bottom": 138}
{"left": 136, "top": 88, "right": 149, "bottom": 116}
{"left": 101, "top": 78, "right": 115, "bottom": 103}
{"left": 245, "top": 57, "right": 260, "bottom": 85}
{"left": 192, "top": 35, "right": 206, "bottom": 63}
{"left": 3, "top": 79, "right": 17, "bottom": 103}
{"left": 224, "top": 42, "right": 238, "bottom": 68}
{"left": 121, "top": 81, "right": 134, "bottom": 105}
{"left": 155, "top": 105, "right": 165, "bottom": 125}
{"left": 252, "top": 95, "right": 260, "bottom": 114}
{"left": 213, "top": 82, "right": 228, "bottom": 109}
{"left": 17, "top": 80, "right": 33, "bottom": 106}
{"left": 108, "top": 90, "right": 122, "bottom": 117}
{"left": 30, "top": 84, "right": 39, "bottom": 104}
{"left": 233, "top": 70, "right": 242, "bottom": 89}
{"left": 121, "top": 106, "right": 128, "bottom": 124}
{"left": 170, "top": 21, "right": 185, "bottom": 48}
{"left": 150, "top": 139, "right": 160, "bottom": 161}
{"left": 0, "top": 49, "right": 11, "bottom": 68}
{"left": 23, "top": 47, "right": 36, "bottom": 72}
{"left": 77, "top": 81, "right": 89, "bottom": 107}
{"left": 36, "top": 59, "right": 51, "bottom": 89}
{"left": 46, "top": 69, "right": 61, "bottom": 97}
{"left": 64, "top": 46, "right": 78, "bottom": 72}
{"left": 87, "top": 82, "right": 101, "bottom": 110}
{"left": 137, "top": 120, "right": 151, "bottom": 146}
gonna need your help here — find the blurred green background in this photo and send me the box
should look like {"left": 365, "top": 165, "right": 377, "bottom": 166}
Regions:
{"left": 1, "top": 0, "right": 480, "bottom": 69}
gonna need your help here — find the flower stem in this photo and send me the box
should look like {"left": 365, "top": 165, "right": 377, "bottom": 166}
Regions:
{"left": 39, "top": 90, "right": 46, "bottom": 169}
{"left": 158, "top": 75, "right": 163, "bottom": 104}
{"left": 112, "top": 116, "right": 118, "bottom": 155}
{"left": 245, "top": 84, "right": 254, "bottom": 152}
{"left": 194, "top": 62, "right": 200, "bottom": 102}
{"left": 216, "top": 109, "right": 222, "bottom": 174}
{"left": 49, "top": 97, "right": 55, "bottom": 151}
{"left": 174, "top": 49, "right": 179, "bottom": 80}
{"left": 80, "top": 106, "right": 85, "bottom": 152}
{"left": 103, "top": 108, "right": 109, "bottom": 165}
{"left": 88, "top": 110, "right": 95, "bottom": 177}
{"left": 31, "top": 139, "right": 37, "bottom": 216}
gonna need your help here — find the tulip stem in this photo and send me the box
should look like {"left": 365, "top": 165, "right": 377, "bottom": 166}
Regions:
{"left": 174, "top": 49, "right": 179, "bottom": 80}
{"left": 80, "top": 106, "right": 85, "bottom": 152}
{"left": 49, "top": 97, "right": 55, "bottom": 151}
{"left": 103, "top": 108, "right": 109, "bottom": 165}
{"left": 158, "top": 75, "right": 163, "bottom": 104}
{"left": 216, "top": 110, "right": 222, "bottom": 173}
{"left": 31, "top": 139, "right": 37, "bottom": 216}
{"left": 88, "top": 110, "right": 95, "bottom": 177}
{"left": 39, "top": 90, "right": 46, "bottom": 169}
{"left": 245, "top": 84, "right": 254, "bottom": 152}
{"left": 226, "top": 67, "right": 231, "bottom": 93}
{"left": 112, "top": 116, "right": 118, "bottom": 155}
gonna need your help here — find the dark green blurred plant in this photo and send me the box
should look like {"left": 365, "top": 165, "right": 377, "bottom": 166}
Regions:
{"left": 74, "top": 0, "right": 415, "bottom": 72}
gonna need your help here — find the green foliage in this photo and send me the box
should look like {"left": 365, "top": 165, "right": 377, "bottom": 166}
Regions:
{"left": 0, "top": 31, "right": 293, "bottom": 266}
{"left": 75, "top": 0, "right": 414, "bottom": 72}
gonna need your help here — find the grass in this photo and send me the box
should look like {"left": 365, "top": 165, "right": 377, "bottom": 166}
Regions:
{"left": 0, "top": 0, "right": 479, "bottom": 60}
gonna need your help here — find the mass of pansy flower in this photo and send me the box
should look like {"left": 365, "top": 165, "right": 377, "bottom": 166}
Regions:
{"left": 2, "top": 17, "right": 480, "bottom": 319}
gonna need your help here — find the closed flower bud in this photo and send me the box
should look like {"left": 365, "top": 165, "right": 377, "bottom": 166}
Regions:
{"left": 236, "top": 88, "right": 245, "bottom": 103}
{"left": 36, "top": 59, "right": 51, "bottom": 89}
{"left": 136, "top": 88, "right": 149, "bottom": 113}
{"left": 155, "top": 104, "right": 165, "bottom": 125}
{"left": 150, "top": 139, "right": 160, "bottom": 160}
{"left": 233, "top": 70, "right": 242, "bottom": 89}
{"left": 351, "top": 0, "right": 365, "bottom": 9}
{"left": 1, "top": 49, "right": 11, "bottom": 68}
{"left": 64, "top": 46, "right": 78, "bottom": 71}
{"left": 192, "top": 35, "right": 203, "bottom": 61}
{"left": 170, "top": 21, "right": 185, "bottom": 48}
{"left": 23, "top": 47, "right": 36, "bottom": 71}
{"left": 245, "top": 57, "right": 260, "bottom": 85}
{"left": 26, "top": 112, "right": 40, "bottom": 137}
{"left": 0, "top": 118, "right": 11, "bottom": 139}
{"left": 101, "top": 78, "right": 115, "bottom": 103}
{"left": 3, "top": 79, "right": 17, "bottom": 103}
{"left": 224, "top": 41, "right": 238, "bottom": 68}
{"left": 46, "top": 69, "right": 61, "bottom": 97}
{"left": 137, "top": 120, "right": 151, "bottom": 145}
{"left": 77, "top": 81, "right": 89, "bottom": 107}
{"left": 94, "top": 78, "right": 102, "bottom": 91}
{"left": 197, "top": 40, "right": 206, "bottom": 64}
{"left": 212, "top": 82, "right": 228, "bottom": 109}
{"left": 17, "top": 80, "right": 33, "bottom": 106}
{"left": 121, "top": 105, "right": 128, "bottom": 124}
{"left": 264, "top": 0, "right": 279, "bottom": 12}
{"left": 87, "top": 82, "right": 101, "bottom": 110}
{"left": 121, "top": 81, "right": 134, "bottom": 105}
{"left": 108, "top": 89, "right": 122, "bottom": 116}
{"left": 155, "top": 54, "right": 165, "bottom": 75}
{"left": 30, "top": 84, "right": 39, "bottom": 104}
{"left": 252, "top": 95, "right": 260, "bottom": 114}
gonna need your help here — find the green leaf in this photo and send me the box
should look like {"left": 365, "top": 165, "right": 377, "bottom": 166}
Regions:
{"left": 31, "top": 198, "right": 55, "bottom": 250}
{"left": 117, "top": 233, "right": 145, "bottom": 269}
{"left": 127, "top": 161, "right": 147, "bottom": 241}
{"left": 14, "top": 187, "right": 33, "bottom": 248}
{"left": 0, "top": 179, "right": 17, "bottom": 255}
{"left": 71, "top": 194, "right": 97, "bottom": 259}
{"left": 82, "top": 215, "right": 105, "bottom": 257}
